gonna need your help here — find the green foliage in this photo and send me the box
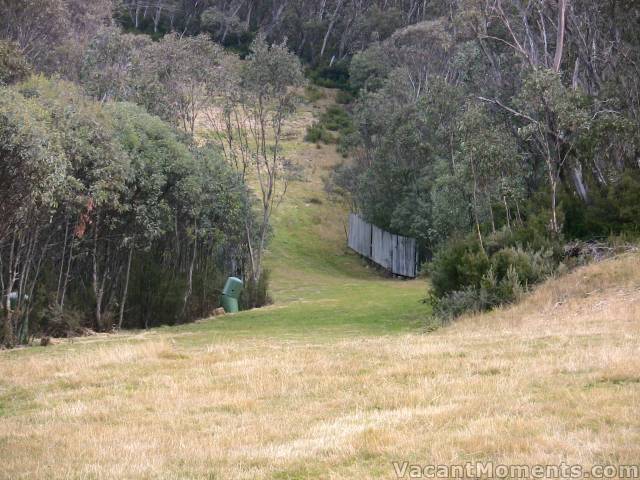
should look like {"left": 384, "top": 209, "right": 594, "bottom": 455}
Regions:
{"left": 563, "top": 171, "right": 640, "bottom": 239}
{"left": 131, "top": 33, "right": 224, "bottom": 135}
{"left": 429, "top": 232, "right": 559, "bottom": 320}
{"left": 304, "top": 85, "right": 325, "bottom": 103}
{"left": 327, "top": 0, "right": 640, "bottom": 288}
{"left": 335, "top": 89, "right": 355, "bottom": 104}
{"left": 0, "top": 84, "right": 66, "bottom": 239}
{"left": 305, "top": 105, "right": 355, "bottom": 155}
{"left": 1, "top": 77, "right": 262, "bottom": 343}
{"left": 19, "top": 76, "right": 130, "bottom": 210}
{"left": 305, "top": 123, "right": 335, "bottom": 144}
{"left": 308, "top": 61, "right": 351, "bottom": 90}
{"left": 0, "top": 41, "right": 30, "bottom": 85}
{"left": 428, "top": 237, "right": 489, "bottom": 298}
{"left": 81, "top": 27, "right": 151, "bottom": 102}
{"left": 320, "top": 105, "right": 352, "bottom": 131}
{"left": 349, "top": 44, "right": 390, "bottom": 92}
{"left": 240, "top": 270, "right": 272, "bottom": 310}
{"left": 242, "top": 34, "right": 305, "bottom": 100}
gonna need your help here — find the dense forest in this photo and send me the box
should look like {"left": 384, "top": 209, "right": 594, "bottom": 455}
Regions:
{"left": 1, "top": 0, "right": 639, "bottom": 345}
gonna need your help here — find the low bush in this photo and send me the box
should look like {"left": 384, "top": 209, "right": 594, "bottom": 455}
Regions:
{"left": 304, "top": 85, "right": 325, "bottom": 103}
{"left": 428, "top": 231, "right": 560, "bottom": 320}
{"left": 321, "top": 105, "right": 352, "bottom": 131}
{"left": 305, "top": 122, "right": 335, "bottom": 144}
{"left": 335, "top": 90, "right": 355, "bottom": 104}
{"left": 308, "top": 61, "right": 351, "bottom": 90}
{"left": 41, "top": 304, "right": 86, "bottom": 338}
{"left": 240, "top": 269, "right": 272, "bottom": 310}
{"left": 304, "top": 105, "right": 355, "bottom": 150}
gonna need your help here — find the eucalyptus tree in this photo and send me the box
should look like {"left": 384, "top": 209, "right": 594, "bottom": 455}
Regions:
{"left": 0, "top": 87, "right": 67, "bottom": 346}
{"left": 132, "top": 33, "right": 224, "bottom": 136}
{"left": 1, "top": 76, "right": 260, "bottom": 344}
{"left": 19, "top": 77, "right": 132, "bottom": 331}
{"left": 0, "top": 40, "right": 31, "bottom": 86}
{"left": 81, "top": 27, "right": 151, "bottom": 103}
{"left": 208, "top": 34, "right": 304, "bottom": 285}
{"left": 457, "top": 103, "right": 521, "bottom": 248}
{"left": 104, "top": 101, "right": 189, "bottom": 328}
{"left": 0, "top": 0, "right": 114, "bottom": 79}
{"left": 240, "top": 35, "right": 304, "bottom": 283}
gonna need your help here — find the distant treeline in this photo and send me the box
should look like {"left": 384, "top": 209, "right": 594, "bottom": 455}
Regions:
{"left": 115, "top": 1, "right": 442, "bottom": 64}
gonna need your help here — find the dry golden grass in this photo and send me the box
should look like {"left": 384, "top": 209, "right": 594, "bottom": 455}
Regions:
{"left": 1, "top": 254, "right": 639, "bottom": 479}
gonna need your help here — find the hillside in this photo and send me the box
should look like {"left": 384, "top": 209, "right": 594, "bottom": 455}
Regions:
{"left": 2, "top": 92, "right": 640, "bottom": 479}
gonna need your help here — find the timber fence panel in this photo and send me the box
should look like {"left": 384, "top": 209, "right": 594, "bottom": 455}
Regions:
{"left": 347, "top": 214, "right": 418, "bottom": 278}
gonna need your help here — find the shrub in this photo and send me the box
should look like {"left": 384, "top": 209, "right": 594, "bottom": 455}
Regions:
{"left": 320, "top": 105, "right": 352, "bottom": 131}
{"left": 305, "top": 105, "right": 355, "bottom": 148}
{"left": 308, "top": 61, "right": 351, "bottom": 90}
{"left": 428, "top": 231, "right": 559, "bottom": 321}
{"left": 428, "top": 237, "right": 489, "bottom": 298}
{"left": 304, "top": 85, "right": 325, "bottom": 103}
{"left": 335, "top": 90, "right": 354, "bottom": 104}
{"left": 490, "top": 247, "right": 554, "bottom": 286}
{"left": 41, "top": 304, "right": 85, "bottom": 338}
{"left": 240, "top": 270, "right": 272, "bottom": 310}
{"left": 432, "top": 264, "right": 527, "bottom": 321}
{"left": 305, "top": 122, "right": 335, "bottom": 144}
{"left": 432, "top": 286, "right": 483, "bottom": 319}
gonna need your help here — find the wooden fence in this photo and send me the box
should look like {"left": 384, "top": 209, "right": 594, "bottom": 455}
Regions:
{"left": 348, "top": 214, "right": 418, "bottom": 278}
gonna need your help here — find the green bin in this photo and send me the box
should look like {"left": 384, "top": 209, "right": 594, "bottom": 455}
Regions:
{"left": 221, "top": 277, "right": 243, "bottom": 313}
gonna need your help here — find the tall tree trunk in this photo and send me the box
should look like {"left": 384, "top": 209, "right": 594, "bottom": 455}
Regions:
{"left": 92, "top": 215, "right": 103, "bottom": 330}
{"left": 553, "top": 0, "right": 568, "bottom": 73}
{"left": 60, "top": 238, "right": 74, "bottom": 310}
{"left": 181, "top": 223, "right": 197, "bottom": 322}
{"left": 503, "top": 195, "right": 512, "bottom": 231}
{"left": 488, "top": 200, "right": 496, "bottom": 234}
{"left": 56, "top": 217, "right": 69, "bottom": 305}
{"left": 320, "top": 0, "right": 344, "bottom": 58}
{"left": 470, "top": 159, "right": 484, "bottom": 251}
{"left": 549, "top": 173, "right": 559, "bottom": 234}
{"left": 118, "top": 247, "right": 134, "bottom": 330}
{"left": 2, "top": 232, "right": 18, "bottom": 347}
{"left": 570, "top": 161, "right": 589, "bottom": 203}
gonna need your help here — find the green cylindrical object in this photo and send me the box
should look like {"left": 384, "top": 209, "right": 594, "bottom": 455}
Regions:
{"left": 220, "top": 295, "right": 239, "bottom": 314}
{"left": 221, "top": 277, "right": 243, "bottom": 313}
{"left": 222, "top": 277, "right": 243, "bottom": 299}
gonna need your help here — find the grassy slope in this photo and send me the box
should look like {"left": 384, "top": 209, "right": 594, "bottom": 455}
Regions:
{"left": 1, "top": 92, "right": 639, "bottom": 479}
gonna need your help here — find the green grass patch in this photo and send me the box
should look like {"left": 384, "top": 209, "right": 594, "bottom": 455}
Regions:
{"left": 0, "top": 385, "right": 38, "bottom": 418}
